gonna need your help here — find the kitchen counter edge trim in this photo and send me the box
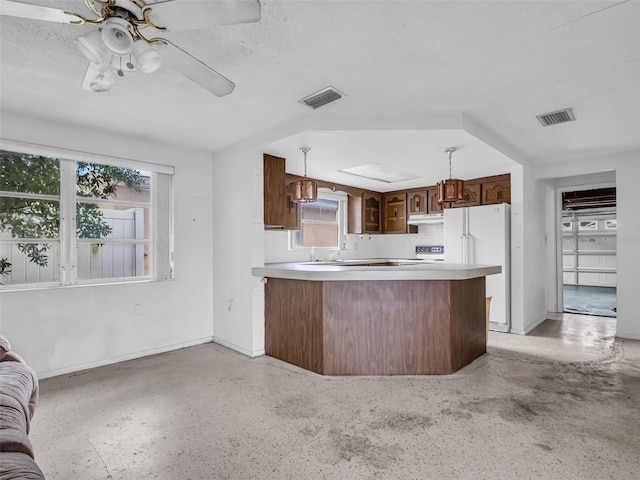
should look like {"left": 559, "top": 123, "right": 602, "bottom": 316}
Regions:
{"left": 252, "top": 263, "right": 501, "bottom": 281}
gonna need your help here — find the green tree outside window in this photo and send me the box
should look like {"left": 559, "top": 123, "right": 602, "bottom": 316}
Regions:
{"left": 0, "top": 150, "right": 144, "bottom": 278}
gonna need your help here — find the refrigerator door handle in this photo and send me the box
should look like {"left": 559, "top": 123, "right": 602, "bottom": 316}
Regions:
{"left": 461, "top": 234, "right": 466, "bottom": 264}
{"left": 461, "top": 233, "right": 469, "bottom": 264}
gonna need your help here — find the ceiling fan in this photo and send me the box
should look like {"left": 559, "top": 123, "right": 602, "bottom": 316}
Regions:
{"left": 0, "top": 0, "right": 261, "bottom": 96}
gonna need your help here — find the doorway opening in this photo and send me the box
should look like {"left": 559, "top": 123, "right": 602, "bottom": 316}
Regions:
{"left": 561, "top": 188, "right": 617, "bottom": 318}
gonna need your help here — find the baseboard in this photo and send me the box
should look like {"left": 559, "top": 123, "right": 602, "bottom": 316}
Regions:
{"left": 489, "top": 322, "right": 510, "bottom": 333}
{"left": 212, "top": 336, "right": 265, "bottom": 358}
{"left": 37, "top": 336, "right": 214, "bottom": 379}
{"left": 616, "top": 330, "right": 640, "bottom": 341}
{"left": 510, "top": 315, "right": 547, "bottom": 335}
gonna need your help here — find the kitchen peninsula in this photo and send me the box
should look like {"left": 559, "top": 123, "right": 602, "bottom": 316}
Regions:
{"left": 252, "top": 262, "right": 501, "bottom": 375}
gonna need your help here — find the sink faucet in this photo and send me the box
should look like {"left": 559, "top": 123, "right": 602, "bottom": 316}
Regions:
{"left": 325, "top": 250, "right": 341, "bottom": 262}
{"left": 310, "top": 247, "right": 316, "bottom": 262}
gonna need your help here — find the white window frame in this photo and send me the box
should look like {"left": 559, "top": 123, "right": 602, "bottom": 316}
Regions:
{"left": 0, "top": 140, "right": 174, "bottom": 290}
{"left": 289, "top": 188, "right": 348, "bottom": 251}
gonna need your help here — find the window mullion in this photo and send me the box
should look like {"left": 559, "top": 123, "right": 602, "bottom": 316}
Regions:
{"left": 59, "top": 160, "right": 77, "bottom": 285}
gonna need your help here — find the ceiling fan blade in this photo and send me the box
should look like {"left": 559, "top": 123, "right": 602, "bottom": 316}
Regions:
{"left": 160, "top": 40, "right": 235, "bottom": 97}
{"left": 81, "top": 62, "right": 115, "bottom": 93}
{"left": 0, "top": 0, "right": 78, "bottom": 24}
{"left": 145, "top": 0, "right": 261, "bottom": 31}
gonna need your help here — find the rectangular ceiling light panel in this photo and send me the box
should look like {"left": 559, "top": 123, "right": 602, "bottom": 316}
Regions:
{"left": 537, "top": 108, "right": 575, "bottom": 127}
{"left": 340, "top": 163, "right": 420, "bottom": 184}
{"left": 299, "top": 86, "right": 344, "bottom": 109}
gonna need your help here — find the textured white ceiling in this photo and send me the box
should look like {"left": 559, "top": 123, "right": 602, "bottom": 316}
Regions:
{"left": 1, "top": 0, "right": 639, "bottom": 191}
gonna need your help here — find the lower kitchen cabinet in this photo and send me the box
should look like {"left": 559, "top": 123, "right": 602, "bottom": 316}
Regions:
{"left": 264, "top": 276, "right": 487, "bottom": 375}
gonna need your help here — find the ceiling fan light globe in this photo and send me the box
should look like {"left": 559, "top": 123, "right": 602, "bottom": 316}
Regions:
{"left": 74, "top": 31, "right": 104, "bottom": 64}
{"left": 101, "top": 18, "right": 134, "bottom": 56}
{"left": 133, "top": 42, "right": 162, "bottom": 73}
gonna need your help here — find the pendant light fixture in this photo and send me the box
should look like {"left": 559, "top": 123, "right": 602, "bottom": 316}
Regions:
{"left": 437, "top": 147, "right": 465, "bottom": 205}
{"left": 293, "top": 147, "right": 318, "bottom": 203}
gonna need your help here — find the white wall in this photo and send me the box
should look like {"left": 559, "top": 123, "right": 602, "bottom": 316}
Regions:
{"left": 211, "top": 145, "right": 266, "bottom": 356}
{"left": 509, "top": 164, "right": 549, "bottom": 334}
{"left": 0, "top": 111, "right": 215, "bottom": 377}
{"left": 537, "top": 149, "right": 640, "bottom": 340}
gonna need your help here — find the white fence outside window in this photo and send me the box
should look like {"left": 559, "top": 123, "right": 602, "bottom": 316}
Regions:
{"left": 1, "top": 207, "right": 145, "bottom": 285}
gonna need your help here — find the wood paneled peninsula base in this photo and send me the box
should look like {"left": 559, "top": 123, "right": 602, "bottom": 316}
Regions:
{"left": 252, "top": 262, "right": 501, "bottom": 375}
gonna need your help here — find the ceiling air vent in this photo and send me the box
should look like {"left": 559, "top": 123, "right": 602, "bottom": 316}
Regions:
{"left": 536, "top": 108, "right": 575, "bottom": 127}
{"left": 298, "top": 86, "right": 345, "bottom": 109}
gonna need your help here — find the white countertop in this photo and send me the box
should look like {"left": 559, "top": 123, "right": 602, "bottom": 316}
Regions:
{"left": 252, "top": 261, "right": 501, "bottom": 282}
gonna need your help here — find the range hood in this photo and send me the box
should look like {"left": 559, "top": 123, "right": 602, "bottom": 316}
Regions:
{"left": 407, "top": 213, "right": 444, "bottom": 225}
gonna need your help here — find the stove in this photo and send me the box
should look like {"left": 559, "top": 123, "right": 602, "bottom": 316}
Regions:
{"left": 415, "top": 245, "right": 445, "bottom": 262}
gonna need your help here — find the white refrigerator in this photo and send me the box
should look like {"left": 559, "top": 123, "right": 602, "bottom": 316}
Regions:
{"left": 444, "top": 203, "right": 511, "bottom": 332}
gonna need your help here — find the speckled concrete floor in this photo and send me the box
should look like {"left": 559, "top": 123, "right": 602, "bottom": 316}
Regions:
{"left": 30, "top": 315, "right": 640, "bottom": 480}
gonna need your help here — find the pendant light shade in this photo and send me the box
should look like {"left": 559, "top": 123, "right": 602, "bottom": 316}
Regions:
{"left": 293, "top": 147, "right": 317, "bottom": 203}
{"left": 437, "top": 147, "right": 465, "bottom": 205}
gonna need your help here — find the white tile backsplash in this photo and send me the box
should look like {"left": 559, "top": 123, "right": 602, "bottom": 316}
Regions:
{"left": 418, "top": 222, "right": 444, "bottom": 245}
{"left": 377, "top": 223, "right": 444, "bottom": 258}
{"left": 263, "top": 223, "right": 444, "bottom": 264}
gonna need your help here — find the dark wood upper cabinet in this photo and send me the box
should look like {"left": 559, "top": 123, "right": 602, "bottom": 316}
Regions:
{"left": 450, "top": 183, "right": 481, "bottom": 208}
{"left": 481, "top": 175, "right": 511, "bottom": 205}
{"left": 347, "top": 194, "right": 363, "bottom": 234}
{"left": 284, "top": 175, "right": 300, "bottom": 230}
{"left": 427, "top": 175, "right": 510, "bottom": 211}
{"left": 427, "top": 186, "right": 444, "bottom": 213}
{"left": 263, "top": 154, "right": 286, "bottom": 228}
{"left": 264, "top": 152, "right": 510, "bottom": 233}
{"left": 407, "top": 190, "right": 427, "bottom": 215}
{"left": 383, "top": 193, "right": 407, "bottom": 234}
{"left": 363, "top": 192, "right": 381, "bottom": 234}
{"left": 264, "top": 155, "right": 300, "bottom": 230}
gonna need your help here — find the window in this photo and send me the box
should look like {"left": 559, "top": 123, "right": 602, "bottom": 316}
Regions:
{"left": 578, "top": 220, "right": 598, "bottom": 231}
{"left": 289, "top": 189, "right": 347, "bottom": 250}
{"left": 1, "top": 144, "right": 173, "bottom": 288}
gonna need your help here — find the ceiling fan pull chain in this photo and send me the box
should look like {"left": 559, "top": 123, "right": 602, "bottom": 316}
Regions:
{"left": 126, "top": 54, "right": 134, "bottom": 70}
{"left": 118, "top": 57, "right": 124, "bottom": 77}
